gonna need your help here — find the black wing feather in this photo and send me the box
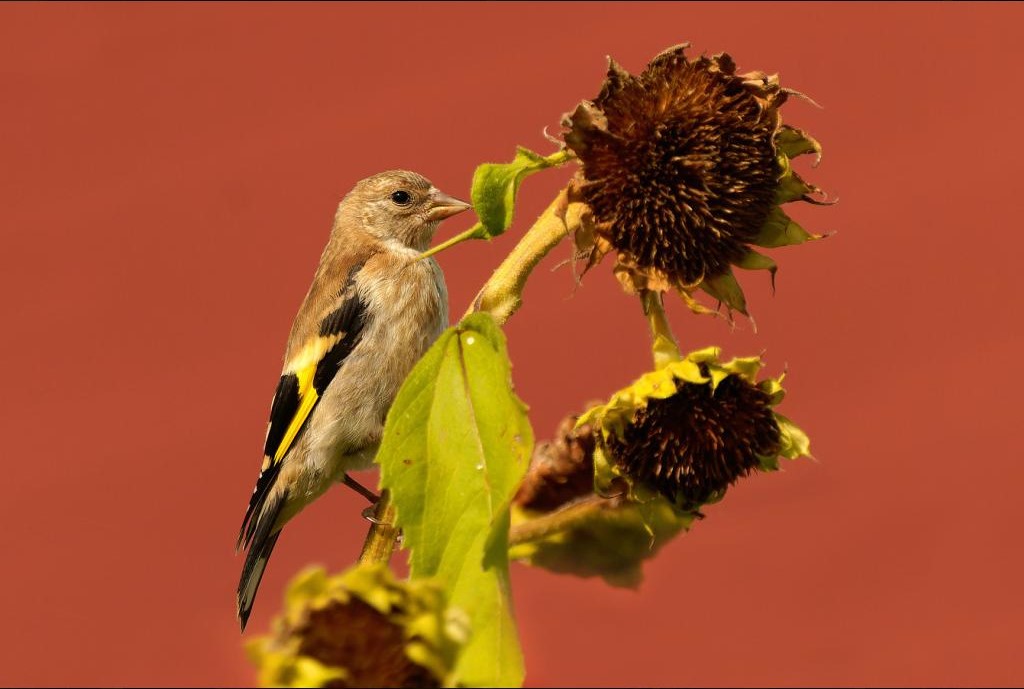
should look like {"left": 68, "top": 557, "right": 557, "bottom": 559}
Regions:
{"left": 263, "top": 373, "right": 301, "bottom": 459}
{"left": 236, "top": 263, "right": 368, "bottom": 551}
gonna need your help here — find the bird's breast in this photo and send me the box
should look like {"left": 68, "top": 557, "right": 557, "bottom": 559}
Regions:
{"left": 364, "top": 256, "right": 448, "bottom": 353}
{"left": 303, "top": 255, "right": 447, "bottom": 466}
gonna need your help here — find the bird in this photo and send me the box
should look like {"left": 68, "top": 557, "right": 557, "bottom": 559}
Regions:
{"left": 236, "top": 170, "right": 471, "bottom": 631}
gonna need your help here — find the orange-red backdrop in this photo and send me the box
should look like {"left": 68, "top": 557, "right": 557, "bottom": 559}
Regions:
{"left": 2, "top": 2, "right": 1021, "bottom": 686}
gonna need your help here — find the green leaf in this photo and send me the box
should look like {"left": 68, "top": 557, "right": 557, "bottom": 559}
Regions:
{"left": 471, "top": 147, "right": 568, "bottom": 238}
{"left": 378, "top": 313, "right": 533, "bottom": 688}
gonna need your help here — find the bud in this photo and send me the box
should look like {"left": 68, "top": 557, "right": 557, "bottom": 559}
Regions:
{"left": 514, "top": 413, "right": 597, "bottom": 512}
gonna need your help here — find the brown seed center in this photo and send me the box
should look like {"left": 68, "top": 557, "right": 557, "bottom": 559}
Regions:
{"left": 567, "top": 53, "right": 781, "bottom": 286}
{"left": 608, "top": 373, "right": 781, "bottom": 506}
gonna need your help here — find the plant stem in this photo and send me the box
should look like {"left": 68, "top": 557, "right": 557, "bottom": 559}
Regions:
{"left": 358, "top": 490, "right": 399, "bottom": 565}
{"left": 508, "top": 494, "right": 616, "bottom": 547}
{"left": 417, "top": 223, "right": 484, "bottom": 262}
{"left": 468, "top": 188, "right": 579, "bottom": 325}
{"left": 641, "top": 290, "right": 681, "bottom": 369}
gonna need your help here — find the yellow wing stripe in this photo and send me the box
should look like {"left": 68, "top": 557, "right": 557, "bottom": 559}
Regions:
{"left": 270, "top": 333, "right": 347, "bottom": 463}
{"left": 274, "top": 362, "right": 318, "bottom": 463}
{"left": 286, "top": 335, "right": 339, "bottom": 375}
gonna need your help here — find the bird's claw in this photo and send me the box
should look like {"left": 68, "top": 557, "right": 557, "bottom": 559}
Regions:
{"left": 361, "top": 504, "right": 384, "bottom": 524}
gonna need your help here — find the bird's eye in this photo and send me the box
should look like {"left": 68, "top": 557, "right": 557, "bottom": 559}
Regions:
{"left": 390, "top": 190, "right": 412, "bottom": 206}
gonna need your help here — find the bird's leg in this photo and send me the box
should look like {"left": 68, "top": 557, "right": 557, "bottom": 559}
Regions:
{"left": 341, "top": 473, "right": 380, "bottom": 504}
{"left": 341, "top": 474, "right": 389, "bottom": 525}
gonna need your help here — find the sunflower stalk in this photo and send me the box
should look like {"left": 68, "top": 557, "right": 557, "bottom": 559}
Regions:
{"left": 468, "top": 188, "right": 580, "bottom": 325}
{"left": 357, "top": 491, "right": 399, "bottom": 565}
{"left": 641, "top": 290, "right": 682, "bottom": 369}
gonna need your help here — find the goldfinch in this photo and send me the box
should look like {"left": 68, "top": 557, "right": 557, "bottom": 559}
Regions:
{"left": 236, "top": 170, "right": 470, "bottom": 630}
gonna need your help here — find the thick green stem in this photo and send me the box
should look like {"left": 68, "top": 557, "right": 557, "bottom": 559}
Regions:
{"left": 641, "top": 290, "right": 681, "bottom": 369}
{"left": 469, "top": 189, "right": 578, "bottom": 325}
{"left": 358, "top": 491, "right": 399, "bottom": 565}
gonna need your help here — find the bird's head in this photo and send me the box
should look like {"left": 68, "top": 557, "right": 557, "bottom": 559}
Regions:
{"left": 336, "top": 170, "right": 471, "bottom": 251}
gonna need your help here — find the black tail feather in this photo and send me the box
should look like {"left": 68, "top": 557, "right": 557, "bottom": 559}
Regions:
{"left": 237, "top": 490, "right": 287, "bottom": 632}
{"left": 237, "top": 461, "right": 282, "bottom": 551}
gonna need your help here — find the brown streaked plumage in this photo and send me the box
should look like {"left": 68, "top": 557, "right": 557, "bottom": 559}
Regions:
{"left": 236, "top": 170, "right": 470, "bottom": 631}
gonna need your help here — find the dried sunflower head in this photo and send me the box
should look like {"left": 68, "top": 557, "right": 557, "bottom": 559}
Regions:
{"left": 513, "top": 412, "right": 597, "bottom": 513}
{"left": 579, "top": 346, "right": 809, "bottom": 509}
{"left": 247, "top": 564, "right": 468, "bottom": 688}
{"left": 563, "top": 43, "right": 827, "bottom": 316}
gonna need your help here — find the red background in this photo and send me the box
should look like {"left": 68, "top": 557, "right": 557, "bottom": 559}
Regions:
{"left": 2, "top": 2, "right": 1021, "bottom": 686}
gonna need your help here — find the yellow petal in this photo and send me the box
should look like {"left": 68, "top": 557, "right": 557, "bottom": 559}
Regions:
{"left": 668, "top": 358, "right": 711, "bottom": 385}
{"left": 758, "top": 377, "right": 786, "bottom": 405}
{"left": 687, "top": 346, "right": 721, "bottom": 363}
{"left": 722, "top": 356, "right": 764, "bottom": 383}
{"left": 708, "top": 367, "right": 729, "bottom": 391}
{"left": 284, "top": 567, "right": 330, "bottom": 619}
{"left": 675, "top": 286, "right": 720, "bottom": 316}
{"left": 775, "top": 413, "right": 811, "bottom": 459}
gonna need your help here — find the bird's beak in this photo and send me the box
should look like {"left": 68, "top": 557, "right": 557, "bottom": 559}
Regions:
{"left": 426, "top": 188, "right": 472, "bottom": 221}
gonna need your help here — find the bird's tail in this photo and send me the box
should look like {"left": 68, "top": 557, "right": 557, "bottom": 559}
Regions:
{"left": 237, "top": 490, "right": 288, "bottom": 632}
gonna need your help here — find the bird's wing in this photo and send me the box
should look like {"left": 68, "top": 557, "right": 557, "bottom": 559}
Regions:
{"left": 237, "top": 263, "right": 369, "bottom": 549}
